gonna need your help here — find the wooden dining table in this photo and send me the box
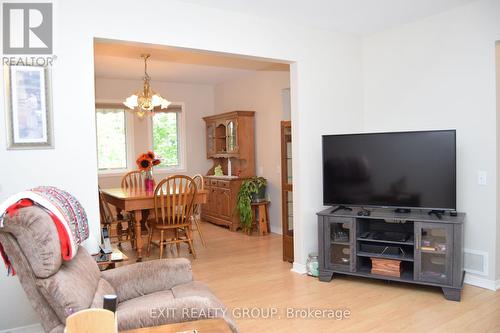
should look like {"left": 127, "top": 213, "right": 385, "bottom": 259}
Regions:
{"left": 100, "top": 187, "right": 208, "bottom": 261}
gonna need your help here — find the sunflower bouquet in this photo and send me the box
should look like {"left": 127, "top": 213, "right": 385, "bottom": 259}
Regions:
{"left": 136, "top": 151, "right": 161, "bottom": 171}
{"left": 136, "top": 151, "right": 161, "bottom": 192}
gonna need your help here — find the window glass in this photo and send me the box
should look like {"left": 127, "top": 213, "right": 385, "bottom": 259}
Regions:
{"left": 96, "top": 109, "right": 127, "bottom": 170}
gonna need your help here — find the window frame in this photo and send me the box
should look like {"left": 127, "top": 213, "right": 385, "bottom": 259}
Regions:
{"left": 147, "top": 102, "right": 187, "bottom": 173}
{"left": 95, "top": 103, "right": 135, "bottom": 177}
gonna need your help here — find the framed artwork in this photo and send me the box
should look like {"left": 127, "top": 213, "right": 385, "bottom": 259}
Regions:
{"left": 3, "top": 64, "right": 54, "bottom": 149}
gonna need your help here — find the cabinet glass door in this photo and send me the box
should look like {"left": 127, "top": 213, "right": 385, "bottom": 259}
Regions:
{"left": 226, "top": 119, "right": 238, "bottom": 153}
{"left": 215, "top": 123, "right": 227, "bottom": 154}
{"left": 415, "top": 222, "right": 453, "bottom": 285}
{"left": 325, "top": 219, "right": 354, "bottom": 271}
{"left": 206, "top": 122, "right": 215, "bottom": 157}
{"left": 281, "top": 121, "right": 293, "bottom": 262}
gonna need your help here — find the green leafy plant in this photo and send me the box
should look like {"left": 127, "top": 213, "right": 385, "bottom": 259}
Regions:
{"left": 236, "top": 177, "right": 267, "bottom": 233}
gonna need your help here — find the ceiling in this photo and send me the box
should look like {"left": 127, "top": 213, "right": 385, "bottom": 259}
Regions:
{"left": 182, "top": 0, "right": 477, "bottom": 34}
{"left": 94, "top": 42, "right": 289, "bottom": 84}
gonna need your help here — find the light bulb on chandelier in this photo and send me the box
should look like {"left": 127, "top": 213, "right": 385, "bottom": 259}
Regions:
{"left": 123, "top": 54, "right": 171, "bottom": 118}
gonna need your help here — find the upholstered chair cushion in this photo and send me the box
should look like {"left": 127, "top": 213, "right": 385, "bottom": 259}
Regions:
{"left": 115, "top": 281, "right": 238, "bottom": 332}
{"left": 101, "top": 258, "right": 192, "bottom": 303}
{"left": 2, "top": 206, "right": 62, "bottom": 278}
{"left": 36, "top": 247, "right": 100, "bottom": 322}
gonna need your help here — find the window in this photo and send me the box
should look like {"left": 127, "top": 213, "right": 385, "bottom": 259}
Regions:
{"left": 152, "top": 111, "right": 181, "bottom": 168}
{"left": 96, "top": 107, "right": 128, "bottom": 170}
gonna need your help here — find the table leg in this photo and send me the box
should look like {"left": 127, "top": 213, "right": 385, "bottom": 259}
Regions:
{"left": 134, "top": 210, "right": 143, "bottom": 262}
{"left": 142, "top": 209, "right": 151, "bottom": 236}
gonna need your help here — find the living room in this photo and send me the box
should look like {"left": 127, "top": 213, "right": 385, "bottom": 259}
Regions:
{"left": 0, "top": 0, "right": 499, "bottom": 332}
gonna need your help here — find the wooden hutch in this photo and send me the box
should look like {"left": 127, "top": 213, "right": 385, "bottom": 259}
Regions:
{"left": 201, "top": 111, "right": 255, "bottom": 231}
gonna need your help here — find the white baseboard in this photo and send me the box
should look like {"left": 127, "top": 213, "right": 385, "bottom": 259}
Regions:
{"left": 464, "top": 272, "right": 499, "bottom": 291}
{"left": 0, "top": 323, "right": 43, "bottom": 333}
{"left": 291, "top": 262, "right": 307, "bottom": 274}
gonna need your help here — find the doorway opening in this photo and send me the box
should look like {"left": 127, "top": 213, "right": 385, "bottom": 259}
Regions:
{"left": 93, "top": 38, "right": 295, "bottom": 263}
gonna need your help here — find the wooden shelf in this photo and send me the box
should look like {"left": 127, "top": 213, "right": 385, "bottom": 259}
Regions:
{"left": 357, "top": 251, "right": 414, "bottom": 262}
{"left": 356, "top": 266, "right": 414, "bottom": 282}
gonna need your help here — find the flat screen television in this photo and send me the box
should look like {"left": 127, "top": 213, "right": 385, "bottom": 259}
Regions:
{"left": 322, "top": 130, "right": 456, "bottom": 211}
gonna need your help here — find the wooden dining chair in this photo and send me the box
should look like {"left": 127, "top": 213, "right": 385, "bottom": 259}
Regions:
{"left": 147, "top": 175, "right": 197, "bottom": 259}
{"left": 121, "top": 170, "right": 146, "bottom": 191}
{"left": 98, "top": 187, "right": 135, "bottom": 248}
{"left": 191, "top": 174, "right": 206, "bottom": 247}
{"left": 65, "top": 309, "right": 117, "bottom": 333}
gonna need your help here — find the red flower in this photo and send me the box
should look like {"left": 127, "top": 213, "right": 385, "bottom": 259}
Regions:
{"left": 136, "top": 151, "right": 159, "bottom": 171}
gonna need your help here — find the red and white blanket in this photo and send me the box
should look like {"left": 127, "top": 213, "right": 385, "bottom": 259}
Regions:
{"left": 0, "top": 186, "right": 89, "bottom": 275}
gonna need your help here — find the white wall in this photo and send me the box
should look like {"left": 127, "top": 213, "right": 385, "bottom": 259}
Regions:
{"left": 95, "top": 78, "right": 214, "bottom": 187}
{"left": 0, "top": 0, "right": 363, "bottom": 328}
{"left": 214, "top": 71, "right": 290, "bottom": 234}
{"left": 496, "top": 43, "right": 500, "bottom": 282}
{"left": 362, "top": 0, "right": 500, "bottom": 283}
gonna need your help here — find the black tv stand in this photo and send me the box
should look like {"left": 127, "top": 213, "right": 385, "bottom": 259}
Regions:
{"left": 428, "top": 210, "right": 445, "bottom": 219}
{"left": 330, "top": 205, "right": 353, "bottom": 214}
{"left": 394, "top": 208, "right": 411, "bottom": 213}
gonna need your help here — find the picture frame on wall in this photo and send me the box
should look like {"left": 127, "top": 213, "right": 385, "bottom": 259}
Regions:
{"left": 3, "top": 64, "right": 54, "bottom": 149}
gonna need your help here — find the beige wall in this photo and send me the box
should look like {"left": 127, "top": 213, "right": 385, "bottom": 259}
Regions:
{"left": 214, "top": 71, "right": 291, "bottom": 234}
{"left": 95, "top": 78, "right": 215, "bottom": 187}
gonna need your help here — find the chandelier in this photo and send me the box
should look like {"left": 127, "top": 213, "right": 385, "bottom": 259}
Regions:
{"left": 123, "top": 54, "right": 171, "bottom": 118}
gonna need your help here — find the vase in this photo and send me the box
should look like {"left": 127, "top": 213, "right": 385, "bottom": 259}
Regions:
{"left": 306, "top": 252, "right": 319, "bottom": 277}
{"left": 251, "top": 185, "right": 267, "bottom": 203}
{"left": 144, "top": 170, "right": 155, "bottom": 193}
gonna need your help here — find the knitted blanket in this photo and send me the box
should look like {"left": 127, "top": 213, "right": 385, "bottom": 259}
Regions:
{"left": 0, "top": 186, "right": 89, "bottom": 275}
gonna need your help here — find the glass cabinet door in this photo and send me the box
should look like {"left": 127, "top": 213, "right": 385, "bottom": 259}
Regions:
{"left": 285, "top": 127, "right": 292, "bottom": 184}
{"left": 415, "top": 222, "right": 453, "bottom": 285}
{"left": 226, "top": 119, "right": 238, "bottom": 153}
{"left": 206, "top": 122, "right": 215, "bottom": 157}
{"left": 281, "top": 121, "right": 293, "bottom": 262}
{"left": 325, "top": 219, "right": 354, "bottom": 271}
{"left": 215, "top": 123, "right": 227, "bottom": 154}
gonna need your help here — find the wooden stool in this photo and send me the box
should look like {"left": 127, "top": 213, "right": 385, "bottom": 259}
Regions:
{"left": 251, "top": 201, "right": 270, "bottom": 235}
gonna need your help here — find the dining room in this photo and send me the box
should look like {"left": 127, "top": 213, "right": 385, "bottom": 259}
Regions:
{"left": 94, "top": 40, "right": 291, "bottom": 263}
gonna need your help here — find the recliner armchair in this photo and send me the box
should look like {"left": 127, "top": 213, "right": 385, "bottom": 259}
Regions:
{"left": 0, "top": 206, "right": 237, "bottom": 332}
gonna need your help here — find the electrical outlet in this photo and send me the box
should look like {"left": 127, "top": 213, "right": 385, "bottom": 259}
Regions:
{"left": 477, "top": 171, "right": 487, "bottom": 186}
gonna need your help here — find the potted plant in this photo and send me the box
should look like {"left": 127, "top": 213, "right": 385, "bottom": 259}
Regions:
{"left": 236, "top": 177, "right": 267, "bottom": 233}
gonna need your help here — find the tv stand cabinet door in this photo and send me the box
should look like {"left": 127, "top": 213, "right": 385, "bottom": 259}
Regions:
{"left": 414, "top": 222, "right": 453, "bottom": 285}
{"left": 324, "top": 217, "right": 355, "bottom": 272}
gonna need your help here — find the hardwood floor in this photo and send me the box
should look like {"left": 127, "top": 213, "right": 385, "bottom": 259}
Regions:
{"left": 119, "top": 221, "right": 500, "bottom": 333}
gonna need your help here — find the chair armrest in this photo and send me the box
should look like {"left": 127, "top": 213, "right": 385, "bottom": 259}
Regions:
{"left": 101, "top": 258, "right": 192, "bottom": 302}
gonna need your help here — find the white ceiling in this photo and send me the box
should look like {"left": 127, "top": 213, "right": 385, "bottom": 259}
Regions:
{"left": 94, "top": 42, "right": 289, "bottom": 84}
{"left": 183, "top": 0, "right": 477, "bottom": 34}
